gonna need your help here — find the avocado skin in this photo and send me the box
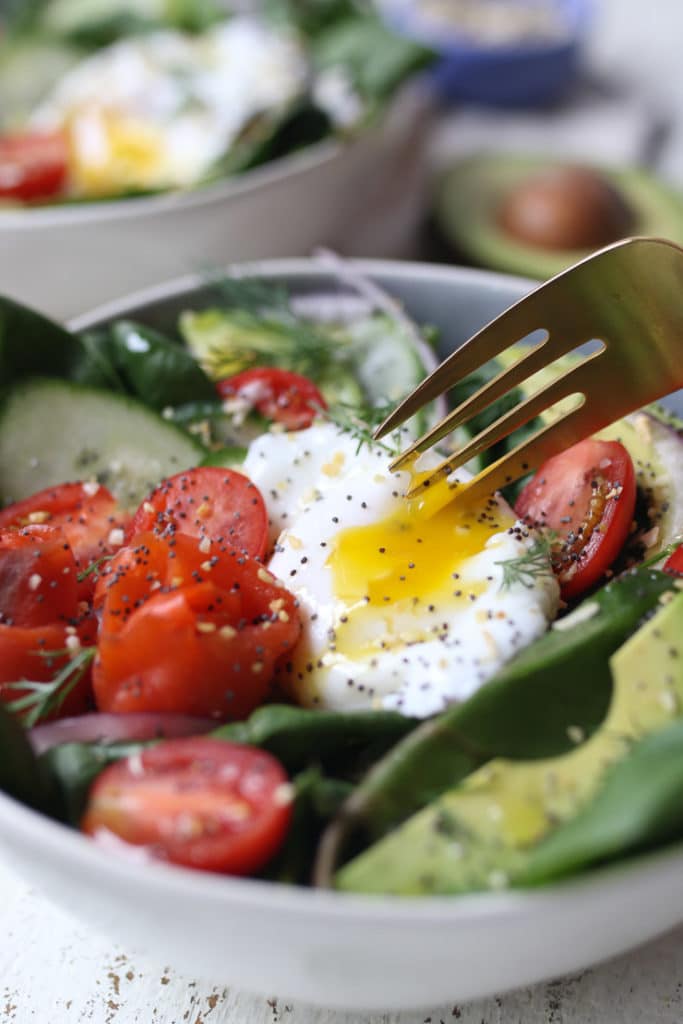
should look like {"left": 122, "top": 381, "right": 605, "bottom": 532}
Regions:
{"left": 336, "top": 583, "right": 683, "bottom": 896}
{"left": 434, "top": 154, "right": 683, "bottom": 281}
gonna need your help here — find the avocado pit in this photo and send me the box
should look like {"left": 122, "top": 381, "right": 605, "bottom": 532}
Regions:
{"left": 497, "top": 165, "right": 634, "bottom": 251}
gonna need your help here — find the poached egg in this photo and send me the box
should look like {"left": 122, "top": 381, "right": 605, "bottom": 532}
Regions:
{"left": 243, "top": 422, "right": 560, "bottom": 718}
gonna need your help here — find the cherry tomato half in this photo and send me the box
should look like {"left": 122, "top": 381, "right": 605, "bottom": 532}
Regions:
{"left": 664, "top": 546, "right": 683, "bottom": 575}
{"left": 0, "top": 482, "right": 128, "bottom": 593}
{"left": 0, "top": 618, "right": 96, "bottom": 721}
{"left": 515, "top": 438, "right": 636, "bottom": 600}
{"left": 0, "top": 132, "right": 68, "bottom": 203}
{"left": 127, "top": 467, "right": 268, "bottom": 559}
{"left": 93, "top": 532, "right": 302, "bottom": 719}
{"left": 0, "top": 525, "right": 79, "bottom": 627}
{"left": 82, "top": 737, "right": 293, "bottom": 875}
{"left": 217, "top": 368, "right": 327, "bottom": 431}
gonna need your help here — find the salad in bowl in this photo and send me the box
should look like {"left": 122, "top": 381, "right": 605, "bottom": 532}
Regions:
{"left": 0, "top": 0, "right": 430, "bottom": 205}
{"left": 1, "top": 255, "right": 683, "bottom": 1007}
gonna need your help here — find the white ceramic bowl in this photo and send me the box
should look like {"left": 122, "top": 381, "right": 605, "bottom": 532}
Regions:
{"left": 0, "top": 87, "right": 430, "bottom": 321}
{"left": 1, "top": 259, "right": 682, "bottom": 1012}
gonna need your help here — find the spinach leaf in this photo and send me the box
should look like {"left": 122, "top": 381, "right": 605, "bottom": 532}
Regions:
{"left": 312, "top": 12, "right": 432, "bottom": 102}
{"left": 206, "top": 99, "right": 332, "bottom": 181}
{"left": 262, "top": 768, "right": 353, "bottom": 885}
{"left": 265, "top": 0, "right": 357, "bottom": 38}
{"left": 0, "top": 703, "right": 55, "bottom": 814}
{"left": 103, "top": 320, "right": 216, "bottom": 410}
{"left": 38, "top": 705, "right": 415, "bottom": 827}
{"left": 214, "top": 703, "right": 416, "bottom": 777}
{"left": 40, "top": 740, "right": 148, "bottom": 826}
{"left": 0, "top": 294, "right": 117, "bottom": 391}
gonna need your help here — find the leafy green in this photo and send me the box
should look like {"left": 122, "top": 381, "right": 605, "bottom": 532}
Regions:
{"left": 4, "top": 0, "right": 225, "bottom": 45}
{"left": 213, "top": 703, "right": 416, "bottom": 778}
{"left": 40, "top": 740, "right": 147, "bottom": 825}
{"left": 0, "top": 295, "right": 115, "bottom": 393}
{"left": 103, "top": 320, "right": 216, "bottom": 410}
{"left": 210, "top": 100, "right": 333, "bottom": 180}
{"left": 0, "top": 702, "right": 55, "bottom": 813}
{"left": 265, "top": 0, "right": 357, "bottom": 39}
{"left": 312, "top": 11, "right": 432, "bottom": 102}
{"left": 262, "top": 768, "right": 353, "bottom": 885}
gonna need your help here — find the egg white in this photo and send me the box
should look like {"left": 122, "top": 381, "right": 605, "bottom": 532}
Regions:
{"left": 244, "top": 423, "right": 560, "bottom": 718}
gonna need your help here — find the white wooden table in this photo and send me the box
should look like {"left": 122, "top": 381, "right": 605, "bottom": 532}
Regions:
{"left": 3, "top": 858, "right": 683, "bottom": 1023}
{"left": 3, "top": 2, "right": 683, "bottom": 1021}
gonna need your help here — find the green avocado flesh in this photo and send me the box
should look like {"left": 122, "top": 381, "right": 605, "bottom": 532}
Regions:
{"left": 337, "top": 589, "right": 683, "bottom": 895}
{"left": 435, "top": 154, "right": 683, "bottom": 280}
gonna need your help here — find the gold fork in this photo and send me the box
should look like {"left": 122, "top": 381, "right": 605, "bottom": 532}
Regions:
{"left": 375, "top": 237, "right": 683, "bottom": 503}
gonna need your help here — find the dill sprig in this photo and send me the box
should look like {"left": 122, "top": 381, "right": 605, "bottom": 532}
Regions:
{"left": 315, "top": 401, "right": 404, "bottom": 457}
{"left": 638, "top": 536, "right": 683, "bottom": 571}
{"left": 496, "top": 531, "right": 558, "bottom": 590}
{"left": 6, "top": 646, "right": 96, "bottom": 727}
{"left": 77, "top": 554, "right": 114, "bottom": 583}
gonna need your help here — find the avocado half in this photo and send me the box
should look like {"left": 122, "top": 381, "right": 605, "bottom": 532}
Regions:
{"left": 434, "top": 153, "right": 683, "bottom": 279}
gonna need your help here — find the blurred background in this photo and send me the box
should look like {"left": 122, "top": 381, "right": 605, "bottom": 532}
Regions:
{"left": 0, "top": 0, "right": 681, "bottom": 317}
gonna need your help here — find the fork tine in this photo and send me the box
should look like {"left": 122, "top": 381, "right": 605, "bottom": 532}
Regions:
{"left": 449, "top": 400, "right": 624, "bottom": 507}
{"left": 401, "top": 355, "right": 603, "bottom": 491}
{"left": 375, "top": 237, "right": 678, "bottom": 442}
{"left": 390, "top": 326, "right": 597, "bottom": 469}
{"left": 373, "top": 281, "right": 565, "bottom": 439}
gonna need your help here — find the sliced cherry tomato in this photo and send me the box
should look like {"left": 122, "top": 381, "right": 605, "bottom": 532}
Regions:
{"left": 0, "top": 525, "right": 79, "bottom": 627}
{"left": 515, "top": 438, "right": 636, "bottom": 600}
{"left": 0, "top": 618, "right": 96, "bottom": 721}
{"left": 0, "top": 132, "right": 68, "bottom": 202}
{"left": 217, "top": 368, "right": 326, "bottom": 430}
{"left": 0, "top": 482, "right": 129, "bottom": 595}
{"left": 81, "top": 737, "right": 292, "bottom": 875}
{"left": 127, "top": 467, "right": 268, "bottom": 559}
{"left": 93, "top": 532, "right": 301, "bottom": 719}
{"left": 664, "top": 546, "right": 683, "bottom": 575}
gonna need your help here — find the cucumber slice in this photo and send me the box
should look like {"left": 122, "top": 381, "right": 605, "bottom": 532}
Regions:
{"left": 0, "top": 379, "right": 205, "bottom": 510}
{"left": 0, "top": 39, "right": 82, "bottom": 127}
{"left": 340, "top": 314, "right": 429, "bottom": 407}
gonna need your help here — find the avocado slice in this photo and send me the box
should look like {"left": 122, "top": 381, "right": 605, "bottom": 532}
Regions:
{"left": 434, "top": 154, "right": 683, "bottom": 280}
{"left": 336, "top": 588, "right": 683, "bottom": 895}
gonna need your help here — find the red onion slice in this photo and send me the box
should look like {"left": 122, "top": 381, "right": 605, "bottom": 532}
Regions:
{"left": 30, "top": 712, "right": 215, "bottom": 755}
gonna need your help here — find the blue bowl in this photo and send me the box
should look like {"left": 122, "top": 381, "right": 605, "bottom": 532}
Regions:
{"left": 385, "top": 0, "right": 592, "bottom": 108}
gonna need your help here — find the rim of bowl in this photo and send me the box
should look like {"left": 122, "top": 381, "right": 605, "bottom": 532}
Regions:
{"left": 70, "top": 256, "right": 539, "bottom": 331}
{"left": 0, "top": 139, "right": 342, "bottom": 230}
{"left": 2, "top": 781, "right": 683, "bottom": 922}
{"left": 5, "top": 254, "right": 677, "bottom": 928}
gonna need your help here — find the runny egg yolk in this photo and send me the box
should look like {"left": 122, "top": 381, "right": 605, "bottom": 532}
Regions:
{"left": 328, "top": 476, "right": 514, "bottom": 657}
{"left": 66, "top": 108, "right": 167, "bottom": 196}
